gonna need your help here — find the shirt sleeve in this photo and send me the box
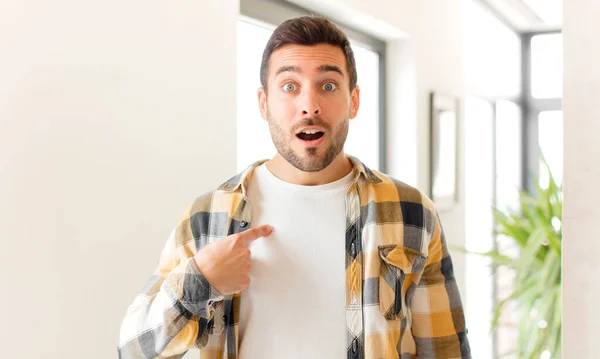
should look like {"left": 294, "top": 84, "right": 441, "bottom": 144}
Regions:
{"left": 117, "top": 220, "right": 225, "bottom": 359}
{"left": 410, "top": 209, "right": 472, "bottom": 358}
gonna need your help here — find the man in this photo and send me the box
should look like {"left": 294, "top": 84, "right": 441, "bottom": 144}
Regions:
{"left": 118, "top": 16, "right": 471, "bottom": 359}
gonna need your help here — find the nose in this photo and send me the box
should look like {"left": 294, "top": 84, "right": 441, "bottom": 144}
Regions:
{"left": 299, "top": 88, "right": 321, "bottom": 116}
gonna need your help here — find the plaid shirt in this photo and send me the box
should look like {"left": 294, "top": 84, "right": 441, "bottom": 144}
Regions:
{"left": 118, "top": 156, "right": 471, "bottom": 358}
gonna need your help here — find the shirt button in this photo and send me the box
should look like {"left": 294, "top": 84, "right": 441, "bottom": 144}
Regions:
{"left": 352, "top": 339, "right": 357, "bottom": 352}
{"left": 240, "top": 221, "right": 248, "bottom": 228}
{"left": 223, "top": 315, "right": 227, "bottom": 322}
{"left": 350, "top": 242, "right": 356, "bottom": 257}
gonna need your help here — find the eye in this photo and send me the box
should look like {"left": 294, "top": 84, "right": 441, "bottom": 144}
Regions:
{"left": 322, "top": 82, "right": 337, "bottom": 92}
{"left": 283, "top": 83, "right": 297, "bottom": 92}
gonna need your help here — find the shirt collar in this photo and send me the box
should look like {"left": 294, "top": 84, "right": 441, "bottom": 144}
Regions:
{"left": 217, "top": 155, "right": 382, "bottom": 194}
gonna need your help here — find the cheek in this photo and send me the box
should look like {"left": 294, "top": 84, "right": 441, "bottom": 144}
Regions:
{"left": 323, "top": 96, "right": 350, "bottom": 114}
{"left": 268, "top": 95, "right": 296, "bottom": 117}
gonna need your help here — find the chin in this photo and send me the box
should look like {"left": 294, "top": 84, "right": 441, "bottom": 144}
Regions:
{"left": 302, "top": 158, "right": 332, "bottom": 172}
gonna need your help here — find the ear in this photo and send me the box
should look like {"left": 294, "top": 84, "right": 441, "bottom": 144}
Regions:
{"left": 258, "top": 87, "right": 268, "bottom": 121}
{"left": 349, "top": 85, "right": 360, "bottom": 119}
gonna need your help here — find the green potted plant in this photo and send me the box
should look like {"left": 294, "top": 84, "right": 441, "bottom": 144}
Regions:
{"left": 471, "top": 157, "right": 562, "bottom": 359}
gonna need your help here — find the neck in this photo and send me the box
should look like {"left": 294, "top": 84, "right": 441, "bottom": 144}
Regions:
{"left": 266, "top": 152, "right": 353, "bottom": 186}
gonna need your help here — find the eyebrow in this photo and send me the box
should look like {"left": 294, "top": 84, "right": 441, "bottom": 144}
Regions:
{"left": 274, "top": 64, "right": 344, "bottom": 77}
{"left": 317, "top": 65, "right": 344, "bottom": 76}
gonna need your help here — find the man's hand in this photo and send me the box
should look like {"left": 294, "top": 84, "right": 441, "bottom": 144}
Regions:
{"left": 193, "top": 224, "right": 273, "bottom": 295}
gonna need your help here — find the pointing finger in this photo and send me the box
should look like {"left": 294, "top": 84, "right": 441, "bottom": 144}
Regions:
{"left": 239, "top": 225, "right": 273, "bottom": 246}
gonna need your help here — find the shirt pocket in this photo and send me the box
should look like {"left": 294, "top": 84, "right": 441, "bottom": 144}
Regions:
{"left": 377, "top": 244, "right": 427, "bottom": 321}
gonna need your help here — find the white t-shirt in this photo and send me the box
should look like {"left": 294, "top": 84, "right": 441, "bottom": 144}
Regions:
{"left": 238, "top": 163, "right": 354, "bottom": 358}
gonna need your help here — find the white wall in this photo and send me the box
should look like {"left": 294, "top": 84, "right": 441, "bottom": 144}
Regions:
{"left": 0, "top": 0, "right": 468, "bottom": 357}
{"left": 563, "top": 0, "right": 600, "bottom": 356}
{"left": 0, "top": 0, "right": 238, "bottom": 357}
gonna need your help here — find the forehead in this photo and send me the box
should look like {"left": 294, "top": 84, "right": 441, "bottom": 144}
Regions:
{"left": 269, "top": 43, "right": 347, "bottom": 74}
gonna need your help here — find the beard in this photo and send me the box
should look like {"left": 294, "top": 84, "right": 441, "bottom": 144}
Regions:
{"left": 267, "top": 110, "right": 349, "bottom": 172}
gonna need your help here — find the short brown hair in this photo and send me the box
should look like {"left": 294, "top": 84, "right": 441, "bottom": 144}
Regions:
{"left": 260, "top": 16, "right": 357, "bottom": 92}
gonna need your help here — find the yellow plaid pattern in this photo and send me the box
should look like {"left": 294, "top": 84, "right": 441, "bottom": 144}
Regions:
{"left": 118, "top": 156, "right": 471, "bottom": 358}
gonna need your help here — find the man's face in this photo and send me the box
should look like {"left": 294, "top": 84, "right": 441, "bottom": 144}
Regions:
{"left": 258, "top": 43, "right": 360, "bottom": 172}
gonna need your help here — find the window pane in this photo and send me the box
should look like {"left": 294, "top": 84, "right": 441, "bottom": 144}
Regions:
{"left": 236, "top": 20, "right": 381, "bottom": 173}
{"left": 464, "top": 97, "right": 495, "bottom": 359}
{"left": 236, "top": 20, "right": 275, "bottom": 173}
{"left": 531, "top": 34, "right": 563, "bottom": 99}
{"left": 432, "top": 109, "right": 457, "bottom": 198}
{"left": 344, "top": 44, "right": 380, "bottom": 171}
{"left": 538, "top": 111, "right": 563, "bottom": 186}
{"left": 496, "top": 100, "right": 522, "bottom": 213}
{"left": 495, "top": 100, "right": 522, "bottom": 358}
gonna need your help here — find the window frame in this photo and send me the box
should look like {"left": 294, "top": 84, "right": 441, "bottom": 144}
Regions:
{"left": 520, "top": 30, "right": 563, "bottom": 192}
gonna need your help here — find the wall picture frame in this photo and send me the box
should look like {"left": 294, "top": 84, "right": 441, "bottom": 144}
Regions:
{"left": 429, "top": 92, "right": 460, "bottom": 211}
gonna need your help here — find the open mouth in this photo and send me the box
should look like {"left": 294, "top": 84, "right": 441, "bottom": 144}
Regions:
{"left": 296, "top": 130, "right": 325, "bottom": 142}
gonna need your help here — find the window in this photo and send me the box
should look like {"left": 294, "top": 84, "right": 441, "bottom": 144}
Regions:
{"left": 465, "top": 2, "right": 562, "bottom": 359}
{"left": 343, "top": 45, "right": 380, "bottom": 171}
{"left": 464, "top": 98, "right": 523, "bottom": 359}
{"left": 494, "top": 100, "right": 523, "bottom": 358}
{"left": 236, "top": 0, "right": 386, "bottom": 173}
{"left": 464, "top": 97, "right": 495, "bottom": 359}
{"left": 538, "top": 110, "right": 563, "bottom": 187}
{"left": 531, "top": 34, "right": 563, "bottom": 99}
{"left": 496, "top": 100, "right": 522, "bottom": 213}
{"left": 236, "top": 20, "right": 275, "bottom": 173}
{"left": 464, "top": 1, "right": 524, "bottom": 358}
{"left": 523, "top": 32, "right": 563, "bottom": 188}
